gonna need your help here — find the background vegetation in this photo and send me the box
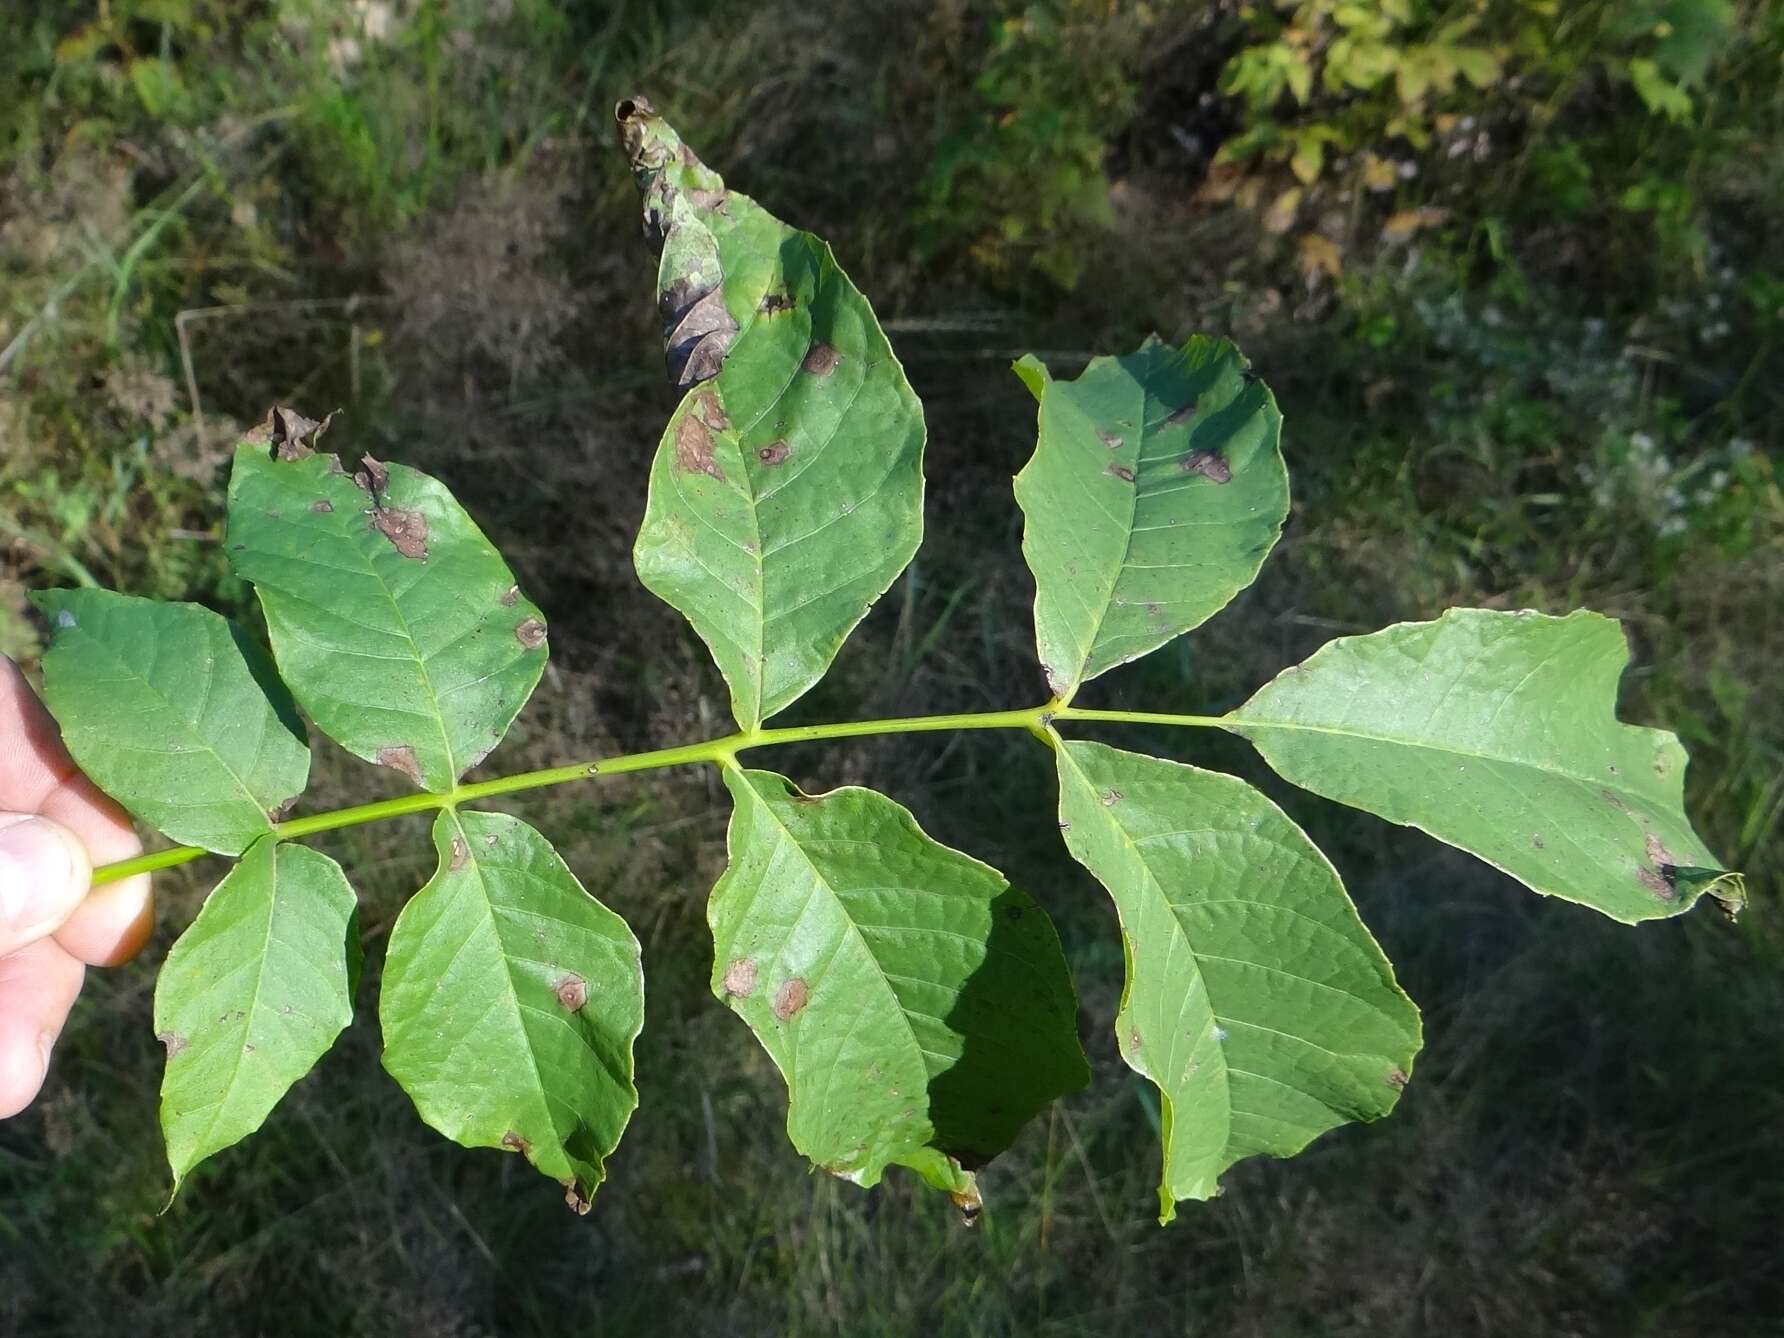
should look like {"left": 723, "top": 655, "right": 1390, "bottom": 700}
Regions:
{"left": 2, "top": 0, "right": 1780, "bottom": 1333}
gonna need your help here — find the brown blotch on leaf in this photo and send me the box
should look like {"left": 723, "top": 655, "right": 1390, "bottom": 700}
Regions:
{"left": 1385, "top": 1067, "right": 1409, "bottom": 1090}
{"left": 1637, "top": 867, "right": 1677, "bottom": 900}
{"left": 500, "top": 585, "right": 520, "bottom": 607}
{"left": 759, "top": 291, "right": 795, "bottom": 315}
{"left": 1531, "top": 833, "right": 1546, "bottom": 849}
{"left": 1165, "top": 402, "right": 1198, "bottom": 427}
{"left": 502, "top": 1130, "right": 533, "bottom": 1157}
{"left": 800, "top": 342, "right": 841, "bottom": 376}
{"left": 1645, "top": 833, "right": 1678, "bottom": 868}
{"left": 354, "top": 455, "right": 391, "bottom": 495}
{"left": 1099, "top": 431, "right": 1124, "bottom": 449}
{"left": 1127, "top": 1026, "right": 1142, "bottom": 1053}
{"left": 1601, "top": 788, "right": 1628, "bottom": 811}
{"left": 158, "top": 1031, "right": 188, "bottom": 1059}
{"left": 555, "top": 974, "right": 589, "bottom": 1012}
{"left": 371, "top": 505, "right": 429, "bottom": 560}
{"left": 1182, "top": 450, "right": 1233, "bottom": 484}
{"left": 1100, "top": 788, "right": 1124, "bottom": 807}
{"left": 660, "top": 274, "right": 740, "bottom": 388}
{"left": 449, "top": 837, "right": 469, "bottom": 871}
{"left": 673, "top": 405, "right": 726, "bottom": 481}
{"left": 515, "top": 617, "right": 548, "bottom": 649}
{"left": 268, "top": 796, "right": 299, "bottom": 824}
{"left": 310, "top": 499, "right": 333, "bottom": 514}
{"left": 773, "top": 978, "right": 810, "bottom": 1021}
{"left": 756, "top": 440, "right": 791, "bottom": 466}
{"left": 1106, "top": 463, "right": 1136, "bottom": 483}
{"left": 723, "top": 958, "right": 758, "bottom": 998}
{"left": 376, "top": 745, "right": 425, "bottom": 786}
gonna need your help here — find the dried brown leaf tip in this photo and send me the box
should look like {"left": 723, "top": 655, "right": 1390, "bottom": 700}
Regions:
{"left": 1182, "top": 450, "right": 1232, "bottom": 484}
{"left": 258, "top": 405, "right": 336, "bottom": 461}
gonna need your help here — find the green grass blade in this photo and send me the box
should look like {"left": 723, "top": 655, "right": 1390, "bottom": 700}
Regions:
{"left": 379, "top": 810, "right": 644, "bottom": 1212}
{"left": 710, "top": 767, "right": 1089, "bottom": 1208}
{"left": 1013, "top": 336, "right": 1287, "bottom": 702}
{"left": 226, "top": 440, "right": 549, "bottom": 793}
{"left": 1226, "top": 608, "right": 1746, "bottom": 923}
{"left": 1054, "top": 740, "right": 1421, "bottom": 1223}
{"left": 33, "top": 588, "right": 310, "bottom": 854}
{"left": 153, "top": 837, "right": 360, "bottom": 1195}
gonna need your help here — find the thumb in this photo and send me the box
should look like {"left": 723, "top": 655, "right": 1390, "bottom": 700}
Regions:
{"left": 0, "top": 813, "right": 93, "bottom": 959}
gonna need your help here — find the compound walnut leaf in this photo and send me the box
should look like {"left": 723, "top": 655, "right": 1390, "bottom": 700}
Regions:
{"left": 379, "top": 810, "right": 643, "bottom": 1212}
{"left": 154, "top": 836, "right": 360, "bottom": 1194}
{"left": 226, "top": 442, "right": 548, "bottom": 793}
{"left": 1227, "top": 608, "right": 1744, "bottom": 923}
{"left": 1013, "top": 336, "right": 1287, "bottom": 703}
{"left": 33, "top": 588, "right": 309, "bottom": 854}
{"left": 618, "top": 98, "right": 925, "bottom": 731}
{"left": 709, "top": 767, "right": 1088, "bottom": 1207}
{"left": 1054, "top": 740, "right": 1420, "bottom": 1223}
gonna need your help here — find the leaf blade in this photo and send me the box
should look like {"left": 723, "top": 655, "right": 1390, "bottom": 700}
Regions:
{"left": 621, "top": 102, "right": 925, "bottom": 730}
{"left": 379, "top": 810, "right": 643, "bottom": 1211}
{"left": 1054, "top": 740, "right": 1420, "bottom": 1223}
{"left": 33, "top": 589, "right": 310, "bottom": 854}
{"left": 1014, "top": 336, "right": 1287, "bottom": 701}
{"left": 710, "top": 767, "right": 1088, "bottom": 1201}
{"left": 1226, "top": 608, "right": 1743, "bottom": 922}
{"left": 226, "top": 445, "right": 548, "bottom": 792}
{"left": 154, "top": 837, "right": 359, "bottom": 1192}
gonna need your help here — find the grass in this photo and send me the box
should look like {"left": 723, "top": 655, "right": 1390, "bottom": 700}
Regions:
{"left": 3, "top": 0, "right": 1782, "bottom": 1333}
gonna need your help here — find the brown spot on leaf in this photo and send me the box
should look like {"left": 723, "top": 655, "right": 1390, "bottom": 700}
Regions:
{"left": 1106, "top": 463, "right": 1136, "bottom": 482}
{"left": 756, "top": 440, "right": 791, "bottom": 465}
{"left": 673, "top": 406, "right": 726, "bottom": 481}
{"left": 555, "top": 974, "right": 589, "bottom": 1012}
{"left": 801, "top": 342, "right": 841, "bottom": 376}
{"left": 449, "top": 837, "right": 469, "bottom": 871}
{"left": 1531, "top": 833, "right": 1545, "bottom": 849}
{"left": 1601, "top": 788, "right": 1628, "bottom": 811}
{"left": 1165, "top": 402, "right": 1198, "bottom": 427}
{"left": 376, "top": 745, "right": 425, "bottom": 786}
{"left": 1099, "top": 431, "right": 1124, "bottom": 449}
{"left": 158, "top": 1031, "right": 188, "bottom": 1059}
{"left": 723, "top": 958, "right": 758, "bottom": 997}
{"left": 515, "top": 617, "right": 548, "bottom": 649}
{"left": 759, "top": 291, "right": 795, "bottom": 315}
{"left": 500, "top": 585, "right": 520, "bottom": 607}
{"left": 1100, "top": 789, "right": 1124, "bottom": 807}
{"left": 1182, "top": 450, "right": 1233, "bottom": 484}
{"left": 1385, "top": 1067, "right": 1409, "bottom": 1090}
{"left": 310, "top": 499, "right": 333, "bottom": 514}
{"left": 355, "top": 455, "right": 391, "bottom": 494}
{"left": 1127, "top": 1026, "right": 1142, "bottom": 1052}
{"left": 773, "top": 978, "right": 810, "bottom": 1021}
{"left": 1637, "top": 867, "right": 1677, "bottom": 900}
{"left": 1644, "top": 833, "right": 1678, "bottom": 868}
{"left": 370, "top": 505, "right": 429, "bottom": 560}
{"left": 502, "top": 1130, "right": 533, "bottom": 1157}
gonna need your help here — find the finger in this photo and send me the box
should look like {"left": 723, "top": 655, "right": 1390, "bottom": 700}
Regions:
{"left": 0, "top": 659, "right": 152, "bottom": 966}
{"left": 0, "top": 936, "right": 86, "bottom": 1119}
{"left": 0, "top": 812, "right": 93, "bottom": 957}
{"left": 41, "top": 777, "right": 153, "bottom": 968}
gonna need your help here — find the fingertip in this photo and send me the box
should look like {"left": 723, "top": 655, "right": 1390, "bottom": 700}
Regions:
{"left": 0, "top": 812, "right": 93, "bottom": 955}
{"left": 54, "top": 871, "right": 154, "bottom": 967}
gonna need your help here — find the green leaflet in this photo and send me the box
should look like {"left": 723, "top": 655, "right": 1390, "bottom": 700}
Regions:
{"left": 1226, "top": 608, "right": 1744, "bottom": 923}
{"left": 1053, "top": 740, "right": 1420, "bottom": 1223}
{"left": 619, "top": 99, "right": 925, "bottom": 730}
{"left": 710, "top": 767, "right": 1088, "bottom": 1204}
{"left": 226, "top": 443, "right": 548, "bottom": 793}
{"left": 153, "top": 837, "right": 360, "bottom": 1193}
{"left": 33, "top": 588, "right": 309, "bottom": 854}
{"left": 379, "top": 809, "right": 643, "bottom": 1211}
{"left": 1013, "top": 336, "right": 1287, "bottom": 702}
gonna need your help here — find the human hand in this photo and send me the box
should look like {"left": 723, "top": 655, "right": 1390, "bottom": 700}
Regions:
{"left": 0, "top": 656, "right": 154, "bottom": 1117}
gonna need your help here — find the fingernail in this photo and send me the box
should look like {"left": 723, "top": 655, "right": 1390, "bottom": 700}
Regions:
{"left": 0, "top": 816, "right": 79, "bottom": 930}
